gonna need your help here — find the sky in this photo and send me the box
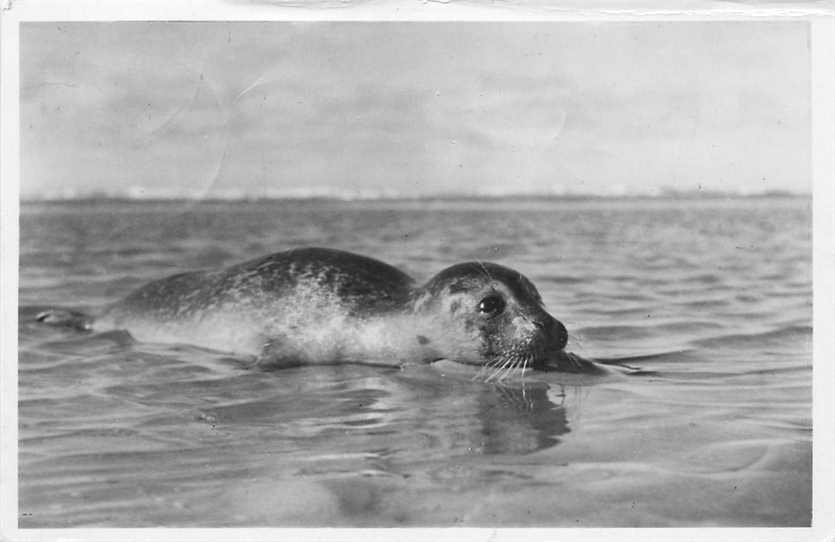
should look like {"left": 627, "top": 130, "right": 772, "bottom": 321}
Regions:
{"left": 20, "top": 21, "right": 810, "bottom": 199}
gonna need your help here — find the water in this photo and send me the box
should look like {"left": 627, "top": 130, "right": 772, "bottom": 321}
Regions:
{"left": 18, "top": 196, "right": 812, "bottom": 527}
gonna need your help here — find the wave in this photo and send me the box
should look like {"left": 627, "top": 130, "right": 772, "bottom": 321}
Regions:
{"left": 689, "top": 325, "right": 812, "bottom": 349}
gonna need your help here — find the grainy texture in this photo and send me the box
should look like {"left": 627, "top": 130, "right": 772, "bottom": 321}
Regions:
{"left": 18, "top": 196, "right": 812, "bottom": 526}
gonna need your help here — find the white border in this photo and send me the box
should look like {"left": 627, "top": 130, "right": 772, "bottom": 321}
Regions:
{"left": 1, "top": 3, "right": 833, "bottom": 542}
{"left": 0, "top": 5, "right": 21, "bottom": 542}
{"left": 811, "top": 13, "right": 835, "bottom": 542}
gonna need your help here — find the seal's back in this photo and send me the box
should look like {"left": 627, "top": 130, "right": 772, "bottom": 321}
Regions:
{"left": 108, "top": 247, "right": 416, "bottom": 323}
{"left": 213, "top": 247, "right": 416, "bottom": 314}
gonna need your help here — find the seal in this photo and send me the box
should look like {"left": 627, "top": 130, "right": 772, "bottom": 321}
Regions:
{"left": 38, "top": 247, "right": 588, "bottom": 376}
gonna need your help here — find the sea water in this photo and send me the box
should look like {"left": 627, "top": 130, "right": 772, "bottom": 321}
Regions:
{"left": 17, "top": 196, "right": 812, "bottom": 526}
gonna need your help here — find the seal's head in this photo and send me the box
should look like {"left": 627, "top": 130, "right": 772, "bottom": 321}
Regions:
{"left": 412, "top": 262, "right": 568, "bottom": 370}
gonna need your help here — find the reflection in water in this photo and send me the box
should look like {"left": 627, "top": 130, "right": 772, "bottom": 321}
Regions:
{"left": 358, "top": 365, "right": 577, "bottom": 460}
{"left": 477, "top": 383, "right": 568, "bottom": 455}
{"left": 300, "top": 377, "right": 576, "bottom": 526}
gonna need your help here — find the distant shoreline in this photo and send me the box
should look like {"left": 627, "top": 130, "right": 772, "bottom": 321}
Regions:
{"left": 20, "top": 191, "right": 809, "bottom": 205}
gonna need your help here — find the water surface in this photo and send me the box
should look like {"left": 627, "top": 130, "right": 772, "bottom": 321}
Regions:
{"left": 18, "top": 196, "right": 812, "bottom": 526}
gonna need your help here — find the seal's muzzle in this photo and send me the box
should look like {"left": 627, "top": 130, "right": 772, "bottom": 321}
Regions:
{"left": 542, "top": 315, "right": 568, "bottom": 352}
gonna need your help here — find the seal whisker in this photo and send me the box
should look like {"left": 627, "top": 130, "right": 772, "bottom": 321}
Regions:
{"left": 474, "top": 357, "right": 503, "bottom": 381}
{"left": 484, "top": 365, "right": 501, "bottom": 382}
{"left": 505, "top": 354, "right": 530, "bottom": 382}
{"left": 496, "top": 365, "right": 508, "bottom": 382}
{"left": 490, "top": 356, "right": 516, "bottom": 382}
{"left": 473, "top": 358, "right": 504, "bottom": 382}
{"left": 513, "top": 356, "right": 527, "bottom": 380}
{"left": 497, "top": 357, "right": 517, "bottom": 381}
{"left": 503, "top": 356, "right": 524, "bottom": 382}
{"left": 473, "top": 365, "right": 490, "bottom": 381}
{"left": 484, "top": 359, "right": 506, "bottom": 382}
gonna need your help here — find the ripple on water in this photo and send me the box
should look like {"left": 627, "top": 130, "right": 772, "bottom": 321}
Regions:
{"left": 576, "top": 325, "right": 661, "bottom": 341}
{"left": 689, "top": 325, "right": 812, "bottom": 349}
{"left": 17, "top": 198, "right": 812, "bottom": 527}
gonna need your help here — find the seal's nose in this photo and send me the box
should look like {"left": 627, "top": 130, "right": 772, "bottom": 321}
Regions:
{"left": 551, "top": 318, "right": 568, "bottom": 350}
{"left": 533, "top": 314, "right": 568, "bottom": 351}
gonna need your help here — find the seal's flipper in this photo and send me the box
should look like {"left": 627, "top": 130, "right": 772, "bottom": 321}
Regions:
{"left": 35, "top": 309, "right": 94, "bottom": 332}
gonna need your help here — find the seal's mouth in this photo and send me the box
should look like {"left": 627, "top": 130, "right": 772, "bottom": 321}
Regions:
{"left": 474, "top": 349, "right": 597, "bottom": 379}
{"left": 475, "top": 351, "right": 538, "bottom": 382}
{"left": 475, "top": 318, "right": 570, "bottom": 380}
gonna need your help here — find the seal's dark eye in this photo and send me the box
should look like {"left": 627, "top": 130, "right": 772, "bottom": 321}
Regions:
{"left": 478, "top": 295, "right": 505, "bottom": 315}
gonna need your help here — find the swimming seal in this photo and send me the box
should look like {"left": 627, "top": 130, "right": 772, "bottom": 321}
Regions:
{"left": 37, "top": 247, "right": 588, "bottom": 375}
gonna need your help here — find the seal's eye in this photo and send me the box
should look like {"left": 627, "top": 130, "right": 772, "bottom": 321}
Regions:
{"left": 478, "top": 295, "right": 505, "bottom": 316}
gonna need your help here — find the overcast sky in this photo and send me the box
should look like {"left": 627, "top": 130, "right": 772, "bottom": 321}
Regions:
{"left": 20, "top": 21, "right": 810, "bottom": 199}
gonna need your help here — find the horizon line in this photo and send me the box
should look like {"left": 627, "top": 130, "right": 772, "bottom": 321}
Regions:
{"left": 20, "top": 189, "right": 810, "bottom": 204}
